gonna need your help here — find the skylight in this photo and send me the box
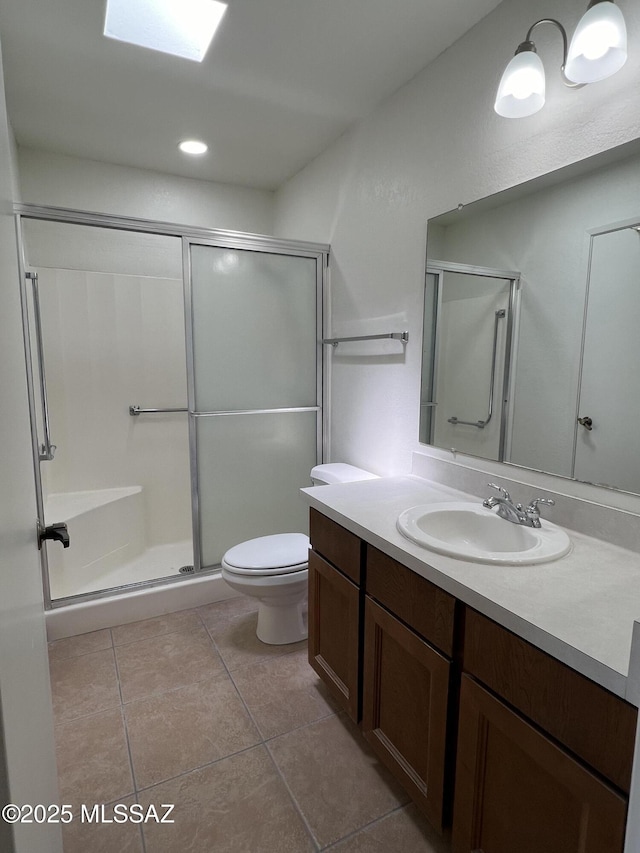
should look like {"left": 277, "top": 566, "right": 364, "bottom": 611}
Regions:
{"left": 104, "top": 0, "right": 228, "bottom": 63}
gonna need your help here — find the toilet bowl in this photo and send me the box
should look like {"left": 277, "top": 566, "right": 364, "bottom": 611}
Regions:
{"left": 220, "top": 463, "right": 378, "bottom": 645}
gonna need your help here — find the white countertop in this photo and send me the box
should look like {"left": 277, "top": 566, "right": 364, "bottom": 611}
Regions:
{"left": 301, "top": 475, "right": 640, "bottom": 703}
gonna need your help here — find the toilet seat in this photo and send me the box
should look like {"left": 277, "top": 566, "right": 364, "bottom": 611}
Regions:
{"left": 222, "top": 533, "right": 309, "bottom": 576}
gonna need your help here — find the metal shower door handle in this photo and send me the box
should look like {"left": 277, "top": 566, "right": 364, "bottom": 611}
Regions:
{"left": 27, "top": 272, "right": 56, "bottom": 460}
{"left": 37, "top": 521, "right": 70, "bottom": 549}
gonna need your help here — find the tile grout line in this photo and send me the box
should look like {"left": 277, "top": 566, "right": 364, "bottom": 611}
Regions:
{"left": 200, "top": 614, "right": 321, "bottom": 851}
{"left": 111, "top": 642, "right": 141, "bottom": 795}
{"left": 112, "top": 619, "right": 209, "bottom": 650}
{"left": 263, "top": 738, "right": 322, "bottom": 852}
{"left": 318, "top": 803, "right": 410, "bottom": 851}
{"left": 134, "top": 741, "right": 272, "bottom": 796}
{"left": 111, "top": 634, "right": 148, "bottom": 853}
{"left": 47, "top": 626, "right": 114, "bottom": 659}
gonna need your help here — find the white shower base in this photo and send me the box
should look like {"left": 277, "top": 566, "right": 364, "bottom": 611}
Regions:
{"left": 43, "top": 485, "right": 238, "bottom": 642}
{"left": 69, "top": 538, "right": 194, "bottom": 596}
{"left": 44, "top": 486, "right": 193, "bottom": 599}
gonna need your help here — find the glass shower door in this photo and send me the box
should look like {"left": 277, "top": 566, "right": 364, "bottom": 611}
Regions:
{"left": 187, "top": 242, "right": 323, "bottom": 569}
{"left": 427, "top": 267, "right": 515, "bottom": 462}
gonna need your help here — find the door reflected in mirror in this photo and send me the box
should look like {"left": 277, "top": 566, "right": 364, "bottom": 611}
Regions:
{"left": 421, "top": 143, "right": 640, "bottom": 495}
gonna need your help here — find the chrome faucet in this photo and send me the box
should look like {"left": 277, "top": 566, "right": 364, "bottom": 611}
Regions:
{"left": 482, "top": 483, "right": 555, "bottom": 528}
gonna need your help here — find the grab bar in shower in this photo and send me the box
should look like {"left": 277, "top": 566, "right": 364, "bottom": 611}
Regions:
{"left": 129, "top": 405, "right": 188, "bottom": 416}
{"left": 27, "top": 272, "right": 56, "bottom": 460}
{"left": 322, "top": 331, "right": 409, "bottom": 347}
{"left": 447, "top": 308, "right": 506, "bottom": 430}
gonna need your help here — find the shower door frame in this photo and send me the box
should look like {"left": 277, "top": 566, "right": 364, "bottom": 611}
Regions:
{"left": 14, "top": 202, "right": 329, "bottom": 610}
{"left": 182, "top": 234, "right": 327, "bottom": 573}
{"left": 425, "top": 260, "right": 521, "bottom": 463}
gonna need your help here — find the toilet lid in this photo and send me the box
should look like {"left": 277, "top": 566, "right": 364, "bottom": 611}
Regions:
{"left": 222, "top": 533, "right": 310, "bottom": 575}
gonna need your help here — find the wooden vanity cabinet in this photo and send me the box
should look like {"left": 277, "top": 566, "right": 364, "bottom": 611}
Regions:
{"left": 308, "top": 510, "right": 458, "bottom": 828}
{"left": 307, "top": 508, "right": 638, "bottom": 849}
{"left": 452, "top": 609, "right": 637, "bottom": 853}
{"left": 361, "top": 546, "right": 456, "bottom": 830}
{"left": 308, "top": 509, "right": 363, "bottom": 721}
{"left": 453, "top": 675, "right": 627, "bottom": 853}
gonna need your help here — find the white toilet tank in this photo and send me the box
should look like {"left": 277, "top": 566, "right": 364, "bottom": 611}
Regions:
{"left": 310, "top": 463, "right": 379, "bottom": 486}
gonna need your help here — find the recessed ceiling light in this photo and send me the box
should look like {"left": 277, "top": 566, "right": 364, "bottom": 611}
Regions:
{"left": 179, "top": 140, "right": 208, "bottom": 155}
{"left": 104, "top": 0, "right": 228, "bottom": 63}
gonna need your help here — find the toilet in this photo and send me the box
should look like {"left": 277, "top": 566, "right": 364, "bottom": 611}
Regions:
{"left": 220, "top": 463, "right": 378, "bottom": 645}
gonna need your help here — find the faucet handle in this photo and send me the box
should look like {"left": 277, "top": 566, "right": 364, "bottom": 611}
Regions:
{"left": 525, "top": 497, "right": 555, "bottom": 514}
{"left": 487, "top": 482, "right": 511, "bottom": 502}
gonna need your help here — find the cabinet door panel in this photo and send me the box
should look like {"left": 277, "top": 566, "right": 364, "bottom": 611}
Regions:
{"left": 308, "top": 549, "right": 360, "bottom": 721}
{"left": 362, "top": 596, "right": 450, "bottom": 830}
{"left": 453, "top": 675, "right": 627, "bottom": 853}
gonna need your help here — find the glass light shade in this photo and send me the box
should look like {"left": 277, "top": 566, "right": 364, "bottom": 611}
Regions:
{"left": 565, "top": 1, "right": 627, "bottom": 83}
{"left": 104, "top": 0, "right": 228, "bottom": 62}
{"left": 495, "top": 50, "right": 546, "bottom": 118}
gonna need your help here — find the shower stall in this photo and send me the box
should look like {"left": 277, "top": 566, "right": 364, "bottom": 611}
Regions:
{"left": 17, "top": 205, "right": 328, "bottom": 630}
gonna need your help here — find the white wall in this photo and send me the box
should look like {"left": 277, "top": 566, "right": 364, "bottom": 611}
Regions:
{"left": 18, "top": 147, "right": 274, "bottom": 235}
{"left": 273, "top": 0, "right": 640, "bottom": 504}
{"left": 0, "top": 35, "right": 62, "bottom": 853}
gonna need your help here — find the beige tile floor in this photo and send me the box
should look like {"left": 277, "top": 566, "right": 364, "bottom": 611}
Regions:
{"left": 48, "top": 597, "right": 451, "bottom": 853}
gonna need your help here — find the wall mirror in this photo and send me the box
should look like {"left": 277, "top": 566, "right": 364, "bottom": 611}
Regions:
{"left": 420, "top": 141, "right": 640, "bottom": 495}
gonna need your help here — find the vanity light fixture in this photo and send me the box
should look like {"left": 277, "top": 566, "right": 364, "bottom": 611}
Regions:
{"left": 104, "top": 0, "right": 228, "bottom": 63}
{"left": 495, "top": 1, "right": 627, "bottom": 118}
{"left": 179, "top": 139, "right": 208, "bottom": 155}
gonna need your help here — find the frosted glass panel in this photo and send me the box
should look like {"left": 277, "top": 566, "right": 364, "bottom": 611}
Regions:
{"left": 191, "top": 245, "right": 318, "bottom": 411}
{"left": 197, "top": 412, "right": 318, "bottom": 567}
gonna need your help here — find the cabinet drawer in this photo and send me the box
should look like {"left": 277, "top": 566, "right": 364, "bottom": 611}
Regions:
{"left": 453, "top": 675, "right": 627, "bottom": 853}
{"left": 309, "top": 508, "right": 362, "bottom": 584}
{"left": 366, "top": 545, "right": 455, "bottom": 657}
{"left": 464, "top": 608, "right": 637, "bottom": 793}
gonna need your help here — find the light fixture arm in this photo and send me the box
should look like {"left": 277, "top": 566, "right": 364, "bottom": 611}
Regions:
{"left": 522, "top": 18, "right": 584, "bottom": 89}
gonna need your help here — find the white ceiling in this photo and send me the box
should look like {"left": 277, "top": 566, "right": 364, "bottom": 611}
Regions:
{"left": 0, "top": 0, "right": 503, "bottom": 190}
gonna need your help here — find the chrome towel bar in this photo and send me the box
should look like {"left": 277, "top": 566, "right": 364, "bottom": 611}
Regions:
{"left": 129, "top": 405, "right": 188, "bottom": 416}
{"left": 322, "top": 331, "right": 409, "bottom": 348}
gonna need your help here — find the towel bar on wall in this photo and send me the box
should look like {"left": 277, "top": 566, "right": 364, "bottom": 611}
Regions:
{"left": 322, "top": 331, "right": 409, "bottom": 348}
{"left": 129, "top": 405, "right": 188, "bottom": 416}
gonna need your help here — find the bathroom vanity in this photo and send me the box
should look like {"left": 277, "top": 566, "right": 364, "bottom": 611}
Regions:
{"left": 303, "top": 476, "right": 640, "bottom": 853}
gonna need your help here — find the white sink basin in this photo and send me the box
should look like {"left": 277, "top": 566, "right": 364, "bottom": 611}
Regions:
{"left": 396, "top": 502, "right": 572, "bottom": 565}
